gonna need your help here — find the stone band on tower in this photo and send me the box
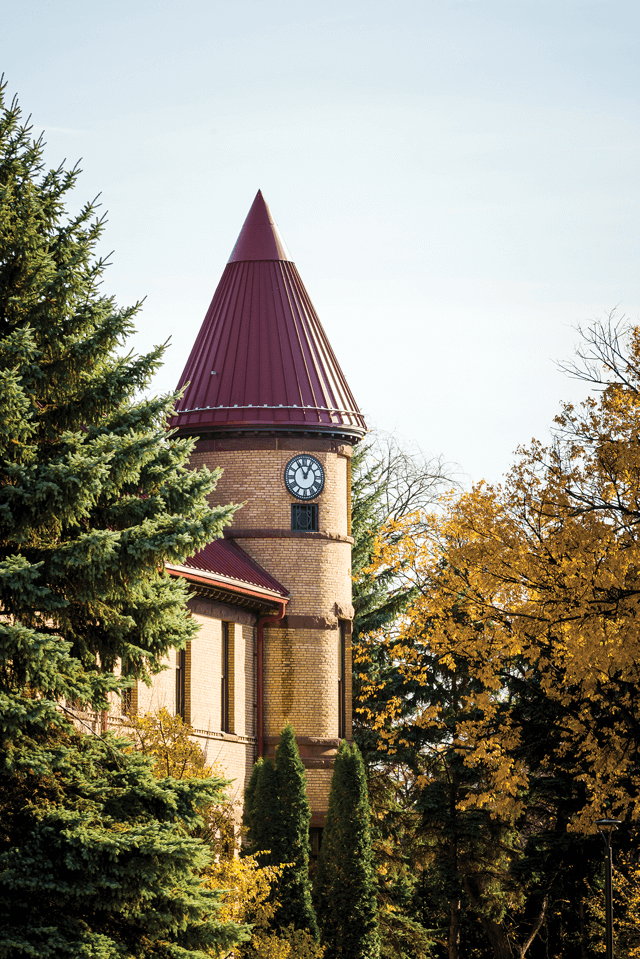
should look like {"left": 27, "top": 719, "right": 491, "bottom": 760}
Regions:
{"left": 170, "top": 191, "right": 366, "bottom": 823}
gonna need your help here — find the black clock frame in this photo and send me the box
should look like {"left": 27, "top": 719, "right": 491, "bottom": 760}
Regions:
{"left": 284, "top": 454, "right": 325, "bottom": 500}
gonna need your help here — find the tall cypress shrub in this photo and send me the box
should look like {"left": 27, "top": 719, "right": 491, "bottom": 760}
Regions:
{"left": 243, "top": 726, "right": 318, "bottom": 938}
{"left": 244, "top": 756, "right": 283, "bottom": 865}
{"left": 0, "top": 83, "right": 247, "bottom": 957}
{"left": 274, "top": 725, "right": 319, "bottom": 937}
{"left": 243, "top": 757, "right": 263, "bottom": 849}
{"left": 314, "top": 741, "right": 380, "bottom": 959}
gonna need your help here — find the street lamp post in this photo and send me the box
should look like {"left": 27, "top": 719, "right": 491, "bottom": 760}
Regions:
{"left": 595, "top": 819, "right": 621, "bottom": 959}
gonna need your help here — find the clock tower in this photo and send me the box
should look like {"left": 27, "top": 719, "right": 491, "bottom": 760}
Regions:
{"left": 169, "top": 192, "right": 366, "bottom": 824}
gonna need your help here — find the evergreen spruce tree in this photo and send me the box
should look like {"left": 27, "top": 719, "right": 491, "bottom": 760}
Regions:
{"left": 243, "top": 727, "right": 318, "bottom": 939}
{"left": 0, "top": 83, "right": 248, "bottom": 957}
{"left": 314, "top": 741, "right": 380, "bottom": 959}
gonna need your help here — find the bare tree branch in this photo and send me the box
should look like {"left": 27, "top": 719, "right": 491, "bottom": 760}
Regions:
{"left": 361, "top": 428, "right": 461, "bottom": 532}
{"left": 557, "top": 309, "right": 640, "bottom": 391}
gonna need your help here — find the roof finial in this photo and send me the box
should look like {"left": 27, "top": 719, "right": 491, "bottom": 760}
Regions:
{"left": 228, "top": 190, "right": 291, "bottom": 262}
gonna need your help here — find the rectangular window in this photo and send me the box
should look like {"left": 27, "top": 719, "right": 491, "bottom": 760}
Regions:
{"left": 310, "top": 827, "right": 323, "bottom": 859}
{"left": 176, "top": 648, "right": 186, "bottom": 719}
{"left": 291, "top": 503, "right": 319, "bottom": 532}
{"left": 221, "top": 622, "right": 230, "bottom": 733}
{"left": 338, "top": 622, "right": 346, "bottom": 739}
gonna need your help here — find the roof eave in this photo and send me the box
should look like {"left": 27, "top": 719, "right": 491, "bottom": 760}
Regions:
{"left": 166, "top": 563, "right": 290, "bottom": 608}
{"left": 170, "top": 421, "right": 367, "bottom": 444}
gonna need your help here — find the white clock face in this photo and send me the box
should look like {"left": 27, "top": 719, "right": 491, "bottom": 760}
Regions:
{"left": 284, "top": 454, "right": 325, "bottom": 500}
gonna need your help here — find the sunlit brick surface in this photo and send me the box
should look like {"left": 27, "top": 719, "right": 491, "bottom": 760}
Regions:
{"left": 126, "top": 435, "right": 355, "bottom": 820}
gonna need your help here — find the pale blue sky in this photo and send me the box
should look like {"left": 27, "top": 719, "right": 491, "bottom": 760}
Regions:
{"left": 3, "top": 0, "right": 639, "bottom": 482}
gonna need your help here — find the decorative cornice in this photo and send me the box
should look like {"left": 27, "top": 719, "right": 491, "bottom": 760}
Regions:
{"left": 225, "top": 528, "right": 354, "bottom": 545}
{"left": 280, "top": 615, "right": 339, "bottom": 631}
{"left": 264, "top": 735, "right": 344, "bottom": 747}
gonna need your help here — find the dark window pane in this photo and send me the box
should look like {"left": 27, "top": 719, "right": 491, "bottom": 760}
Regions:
{"left": 291, "top": 504, "right": 318, "bottom": 531}
{"left": 221, "top": 622, "right": 230, "bottom": 733}
{"left": 176, "top": 648, "right": 186, "bottom": 719}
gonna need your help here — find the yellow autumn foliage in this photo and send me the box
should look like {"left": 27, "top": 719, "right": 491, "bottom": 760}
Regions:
{"left": 125, "top": 707, "right": 236, "bottom": 856}
{"left": 360, "top": 322, "right": 640, "bottom": 832}
{"left": 206, "top": 855, "right": 323, "bottom": 959}
{"left": 126, "top": 710, "right": 324, "bottom": 958}
{"left": 583, "top": 853, "right": 640, "bottom": 956}
{"left": 126, "top": 707, "right": 216, "bottom": 780}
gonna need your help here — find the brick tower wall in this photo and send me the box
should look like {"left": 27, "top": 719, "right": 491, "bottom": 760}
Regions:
{"left": 190, "top": 435, "right": 354, "bottom": 823}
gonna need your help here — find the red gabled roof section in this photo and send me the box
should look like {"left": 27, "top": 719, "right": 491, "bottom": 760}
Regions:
{"left": 169, "top": 191, "right": 366, "bottom": 440}
{"left": 167, "top": 537, "right": 289, "bottom": 601}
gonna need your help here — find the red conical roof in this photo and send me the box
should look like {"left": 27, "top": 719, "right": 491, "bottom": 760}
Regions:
{"left": 228, "top": 190, "right": 291, "bottom": 262}
{"left": 169, "top": 191, "right": 366, "bottom": 440}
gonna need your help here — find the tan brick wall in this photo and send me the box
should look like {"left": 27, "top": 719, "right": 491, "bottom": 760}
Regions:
{"left": 306, "top": 769, "right": 334, "bottom": 816}
{"left": 189, "top": 437, "right": 355, "bottom": 819}
{"left": 192, "top": 729, "right": 256, "bottom": 811}
{"left": 124, "top": 612, "right": 343, "bottom": 815}
{"left": 190, "top": 438, "right": 352, "bottom": 544}
{"left": 125, "top": 436, "right": 355, "bottom": 821}
{"left": 263, "top": 625, "right": 343, "bottom": 738}
{"left": 186, "top": 615, "right": 255, "bottom": 738}
{"left": 189, "top": 614, "right": 219, "bottom": 734}
{"left": 136, "top": 645, "right": 180, "bottom": 716}
{"left": 246, "top": 538, "right": 352, "bottom": 618}
{"left": 126, "top": 599, "right": 258, "bottom": 808}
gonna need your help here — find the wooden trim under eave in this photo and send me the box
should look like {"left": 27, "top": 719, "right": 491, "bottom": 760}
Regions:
{"left": 167, "top": 566, "right": 289, "bottom": 614}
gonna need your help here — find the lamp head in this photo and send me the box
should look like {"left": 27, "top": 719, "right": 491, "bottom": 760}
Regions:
{"left": 596, "top": 819, "right": 622, "bottom": 830}
{"left": 595, "top": 819, "right": 622, "bottom": 843}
